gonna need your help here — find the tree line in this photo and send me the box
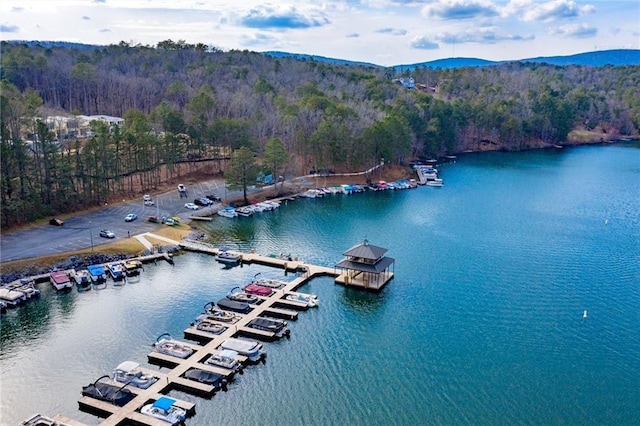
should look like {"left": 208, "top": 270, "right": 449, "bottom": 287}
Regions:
{"left": 1, "top": 40, "right": 638, "bottom": 228}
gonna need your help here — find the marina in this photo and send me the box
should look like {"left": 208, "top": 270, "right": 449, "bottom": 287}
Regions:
{"left": 3, "top": 144, "right": 639, "bottom": 425}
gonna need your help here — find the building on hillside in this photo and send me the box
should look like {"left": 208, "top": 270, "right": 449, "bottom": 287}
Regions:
{"left": 334, "top": 239, "right": 394, "bottom": 291}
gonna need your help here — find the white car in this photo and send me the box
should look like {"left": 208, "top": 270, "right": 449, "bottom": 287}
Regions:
{"left": 144, "top": 200, "right": 154, "bottom": 206}
{"left": 184, "top": 203, "right": 199, "bottom": 210}
{"left": 143, "top": 194, "right": 152, "bottom": 201}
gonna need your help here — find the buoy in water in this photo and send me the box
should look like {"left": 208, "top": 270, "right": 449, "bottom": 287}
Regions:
{"left": 583, "top": 310, "right": 588, "bottom": 318}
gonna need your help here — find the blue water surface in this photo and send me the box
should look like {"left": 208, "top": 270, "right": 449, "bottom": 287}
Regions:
{"left": 1, "top": 144, "right": 639, "bottom": 426}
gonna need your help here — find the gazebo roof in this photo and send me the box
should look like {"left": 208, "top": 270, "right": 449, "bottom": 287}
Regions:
{"left": 335, "top": 256, "right": 395, "bottom": 273}
{"left": 342, "top": 240, "right": 388, "bottom": 260}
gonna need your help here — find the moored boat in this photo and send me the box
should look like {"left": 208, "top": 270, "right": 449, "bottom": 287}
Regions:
{"left": 214, "top": 247, "right": 241, "bottom": 265}
{"left": 153, "top": 333, "right": 194, "bottom": 359}
{"left": 227, "top": 286, "right": 260, "bottom": 304}
{"left": 217, "top": 206, "right": 238, "bottom": 218}
{"left": 9, "top": 279, "right": 41, "bottom": 299}
{"left": 243, "top": 283, "right": 274, "bottom": 297}
{"left": 81, "top": 375, "right": 136, "bottom": 407}
{"left": 140, "top": 396, "right": 187, "bottom": 425}
{"left": 193, "top": 316, "right": 227, "bottom": 335}
{"left": 206, "top": 349, "right": 243, "bottom": 374}
{"left": 220, "top": 337, "right": 265, "bottom": 363}
{"left": 49, "top": 271, "right": 72, "bottom": 291}
{"left": 123, "top": 259, "right": 142, "bottom": 277}
{"left": 285, "top": 292, "right": 319, "bottom": 308}
{"left": 202, "top": 302, "right": 241, "bottom": 322}
{"left": 110, "top": 361, "right": 157, "bottom": 389}
{"left": 217, "top": 297, "right": 252, "bottom": 314}
{"left": 0, "top": 287, "right": 27, "bottom": 307}
{"left": 71, "top": 269, "right": 92, "bottom": 290}
{"left": 107, "top": 262, "right": 126, "bottom": 282}
{"left": 247, "top": 316, "right": 290, "bottom": 338}
{"left": 87, "top": 264, "right": 107, "bottom": 284}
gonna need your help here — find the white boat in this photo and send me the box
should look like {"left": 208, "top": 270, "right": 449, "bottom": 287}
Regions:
{"left": 110, "top": 361, "right": 157, "bottom": 389}
{"left": 206, "top": 349, "right": 243, "bottom": 374}
{"left": 107, "top": 262, "right": 126, "bottom": 282}
{"left": 9, "top": 279, "right": 41, "bottom": 299}
{"left": 217, "top": 206, "right": 238, "bottom": 218}
{"left": 153, "top": 333, "right": 194, "bottom": 359}
{"left": 426, "top": 178, "right": 444, "bottom": 187}
{"left": 71, "top": 269, "right": 92, "bottom": 289}
{"left": 285, "top": 292, "right": 319, "bottom": 308}
{"left": 235, "top": 206, "right": 253, "bottom": 217}
{"left": 227, "top": 286, "right": 260, "bottom": 304}
{"left": 140, "top": 396, "right": 186, "bottom": 425}
{"left": 254, "top": 277, "right": 287, "bottom": 289}
{"left": 214, "top": 248, "right": 241, "bottom": 264}
{"left": 220, "top": 338, "right": 265, "bottom": 363}
{"left": 49, "top": 271, "right": 72, "bottom": 290}
{"left": 0, "top": 287, "right": 26, "bottom": 307}
{"left": 300, "top": 189, "right": 318, "bottom": 198}
{"left": 193, "top": 316, "right": 227, "bottom": 335}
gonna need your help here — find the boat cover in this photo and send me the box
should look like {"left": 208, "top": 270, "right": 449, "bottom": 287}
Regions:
{"left": 184, "top": 368, "right": 226, "bottom": 386}
{"left": 217, "top": 298, "right": 252, "bottom": 314}
{"left": 249, "top": 317, "right": 286, "bottom": 332}
{"left": 153, "top": 396, "right": 176, "bottom": 411}
{"left": 82, "top": 382, "right": 135, "bottom": 406}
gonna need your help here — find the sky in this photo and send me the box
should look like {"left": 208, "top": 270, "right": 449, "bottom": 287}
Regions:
{"left": 1, "top": 0, "right": 638, "bottom": 66}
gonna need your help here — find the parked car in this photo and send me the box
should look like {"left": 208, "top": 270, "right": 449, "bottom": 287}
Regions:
{"left": 99, "top": 230, "right": 115, "bottom": 239}
{"left": 124, "top": 213, "right": 138, "bottom": 222}
{"left": 147, "top": 215, "right": 160, "bottom": 223}
{"left": 143, "top": 194, "right": 152, "bottom": 201}
{"left": 206, "top": 194, "right": 222, "bottom": 202}
{"left": 49, "top": 218, "right": 64, "bottom": 226}
{"left": 144, "top": 200, "right": 155, "bottom": 206}
{"left": 194, "top": 198, "right": 210, "bottom": 206}
{"left": 184, "top": 203, "right": 199, "bottom": 210}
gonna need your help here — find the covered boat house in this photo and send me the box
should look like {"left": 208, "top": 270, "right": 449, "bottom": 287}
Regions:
{"left": 335, "top": 240, "right": 394, "bottom": 291}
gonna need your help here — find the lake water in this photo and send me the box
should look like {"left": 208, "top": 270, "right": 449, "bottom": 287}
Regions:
{"left": 1, "top": 144, "right": 639, "bottom": 425}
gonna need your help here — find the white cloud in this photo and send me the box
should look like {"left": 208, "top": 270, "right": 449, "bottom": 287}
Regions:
{"left": 520, "top": 0, "right": 595, "bottom": 22}
{"left": 410, "top": 35, "right": 439, "bottom": 49}
{"left": 550, "top": 23, "right": 597, "bottom": 38}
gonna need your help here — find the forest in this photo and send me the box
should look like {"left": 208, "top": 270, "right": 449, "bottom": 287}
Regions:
{"left": 1, "top": 40, "right": 639, "bottom": 228}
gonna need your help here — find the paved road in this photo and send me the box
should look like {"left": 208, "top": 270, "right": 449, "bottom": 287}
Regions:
{"left": 0, "top": 179, "right": 243, "bottom": 263}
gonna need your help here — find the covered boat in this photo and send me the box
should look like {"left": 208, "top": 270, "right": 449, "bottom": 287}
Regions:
{"left": 81, "top": 375, "right": 136, "bottom": 407}
{"left": 227, "top": 286, "right": 260, "bottom": 304}
{"left": 243, "top": 283, "right": 273, "bottom": 297}
{"left": 220, "top": 338, "right": 265, "bottom": 363}
{"left": 110, "top": 361, "right": 157, "bottom": 389}
{"left": 247, "top": 317, "right": 290, "bottom": 338}
{"left": 217, "top": 297, "right": 252, "bottom": 314}
{"left": 153, "top": 333, "right": 194, "bottom": 359}
{"left": 183, "top": 368, "right": 228, "bottom": 389}
{"left": 49, "top": 271, "right": 72, "bottom": 291}
{"left": 87, "top": 264, "right": 107, "bottom": 284}
{"left": 140, "top": 396, "right": 186, "bottom": 425}
{"left": 206, "top": 349, "right": 243, "bottom": 374}
{"left": 123, "top": 259, "right": 142, "bottom": 277}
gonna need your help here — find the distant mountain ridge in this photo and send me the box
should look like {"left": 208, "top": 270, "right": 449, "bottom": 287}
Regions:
{"left": 264, "top": 49, "right": 640, "bottom": 69}
{"left": 4, "top": 41, "right": 638, "bottom": 69}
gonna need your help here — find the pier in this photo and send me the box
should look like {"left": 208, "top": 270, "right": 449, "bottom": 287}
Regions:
{"left": 20, "top": 238, "right": 392, "bottom": 425}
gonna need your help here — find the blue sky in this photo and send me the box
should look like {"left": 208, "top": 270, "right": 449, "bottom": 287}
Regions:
{"left": 1, "top": 0, "right": 638, "bottom": 66}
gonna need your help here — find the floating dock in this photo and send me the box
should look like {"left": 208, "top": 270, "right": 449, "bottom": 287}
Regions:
{"left": 26, "top": 241, "right": 391, "bottom": 425}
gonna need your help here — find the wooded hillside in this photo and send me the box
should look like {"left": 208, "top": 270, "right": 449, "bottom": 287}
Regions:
{"left": 1, "top": 40, "right": 639, "bottom": 227}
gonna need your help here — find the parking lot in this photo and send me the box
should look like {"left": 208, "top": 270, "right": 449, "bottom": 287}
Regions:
{"left": 0, "top": 179, "right": 241, "bottom": 263}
